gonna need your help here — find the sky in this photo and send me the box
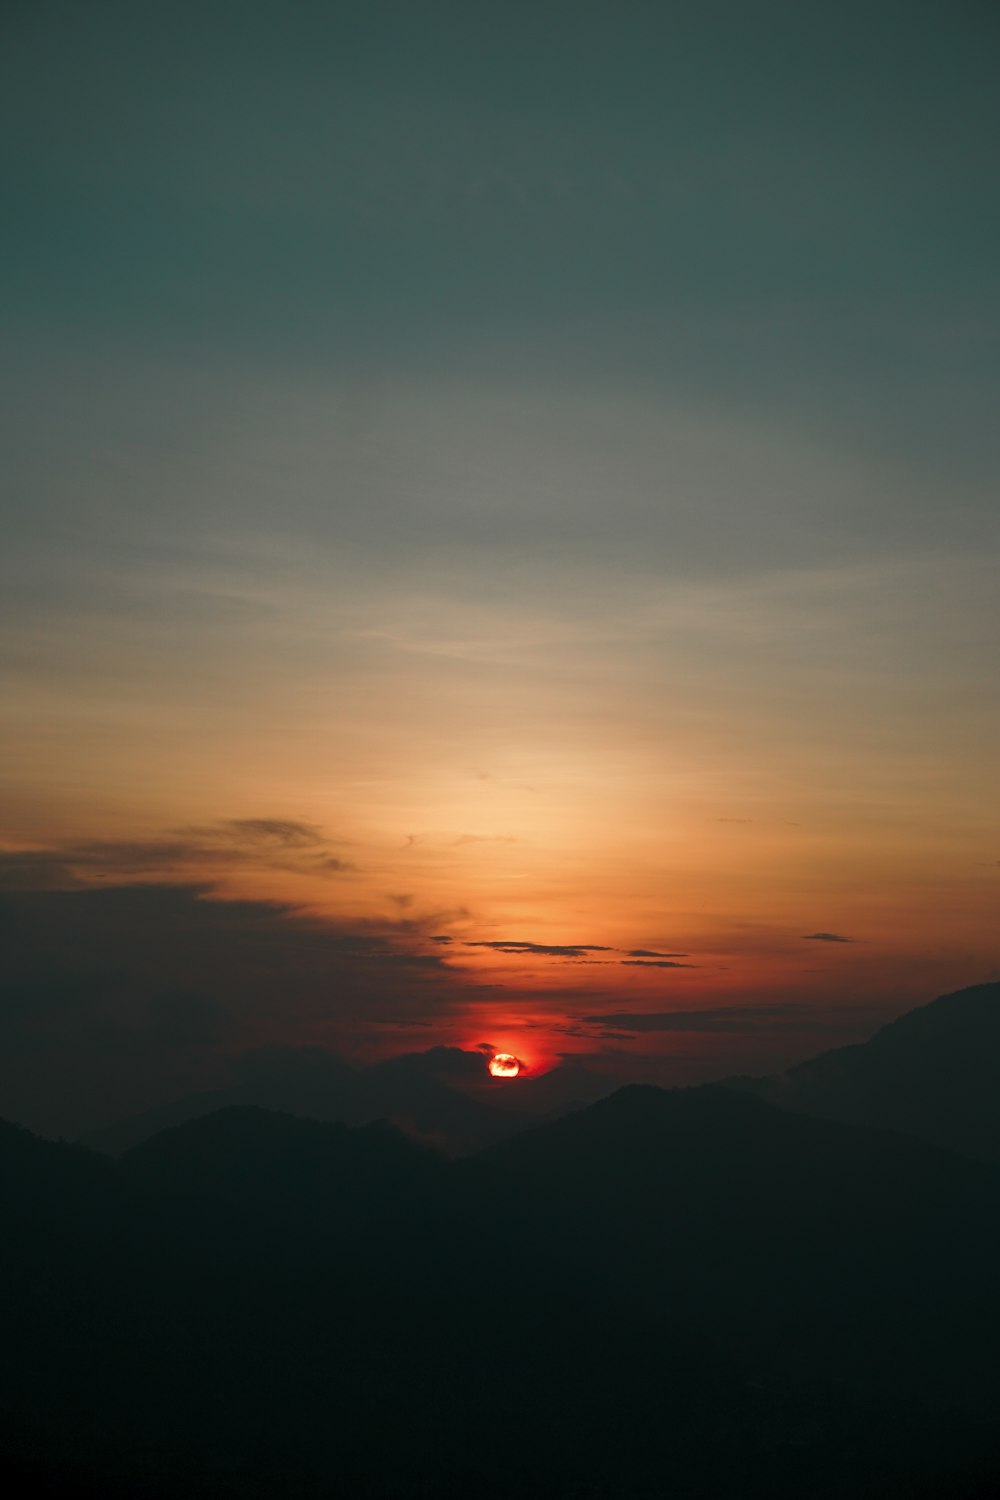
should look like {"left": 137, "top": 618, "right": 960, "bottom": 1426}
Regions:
{"left": 2, "top": 0, "right": 998, "bottom": 1133}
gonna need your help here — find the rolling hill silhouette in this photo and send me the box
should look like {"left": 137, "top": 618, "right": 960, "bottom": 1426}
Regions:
{"left": 0, "top": 1108, "right": 766, "bottom": 1499}
{"left": 3, "top": 1091, "right": 1000, "bottom": 1498}
{"left": 459, "top": 1083, "right": 1000, "bottom": 1410}
{"left": 81, "top": 1043, "right": 526, "bottom": 1157}
{"left": 728, "top": 982, "right": 1000, "bottom": 1163}
{"left": 119, "top": 1104, "right": 443, "bottom": 1262}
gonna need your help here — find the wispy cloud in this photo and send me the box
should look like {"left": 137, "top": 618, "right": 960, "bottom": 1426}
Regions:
{"left": 465, "top": 941, "right": 615, "bottom": 958}
{"left": 627, "top": 949, "right": 689, "bottom": 958}
{"left": 0, "top": 819, "right": 355, "bottom": 890}
{"left": 621, "top": 960, "right": 696, "bottom": 969}
{"left": 461, "top": 941, "right": 693, "bottom": 967}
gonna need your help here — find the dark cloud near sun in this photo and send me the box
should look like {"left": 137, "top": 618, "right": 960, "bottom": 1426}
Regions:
{"left": 621, "top": 960, "right": 696, "bottom": 969}
{"left": 0, "top": 850, "right": 84, "bottom": 892}
{"left": 0, "top": 819, "right": 354, "bottom": 891}
{"left": 371, "top": 951, "right": 449, "bottom": 969}
{"left": 627, "top": 950, "right": 689, "bottom": 959}
{"left": 367, "top": 1044, "right": 492, "bottom": 1083}
{"left": 182, "top": 818, "right": 327, "bottom": 848}
{"left": 0, "top": 880, "right": 468, "bottom": 1138}
{"left": 802, "top": 932, "right": 856, "bottom": 943}
{"left": 463, "top": 941, "right": 693, "bottom": 966}
{"left": 465, "top": 941, "right": 615, "bottom": 958}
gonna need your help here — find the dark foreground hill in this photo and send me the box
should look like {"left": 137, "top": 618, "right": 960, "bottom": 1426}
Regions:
{"left": 119, "top": 1104, "right": 444, "bottom": 1261}
{"left": 466, "top": 1084, "right": 1000, "bottom": 1408}
{"left": 4, "top": 1090, "right": 1000, "bottom": 1499}
{"left": 728, "top": 982, "right": 1000, "bottom": 1163}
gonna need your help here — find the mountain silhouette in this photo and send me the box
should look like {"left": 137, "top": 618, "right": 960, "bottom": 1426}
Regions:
{"left": 119, "top": 1104, "right": 443, "bottom": 1262}
{"left": 3, "top": 1099, "right": 1000, "bottom": 1498}
{"left": 81, "top": 983, "right": 1000, "bottom": 1168}
{"left": 82, "top": 1043, "right": 527, "bottom": 1157}
{"left": 727, "top": 981, "right": 1000, "bottom": 1163}
{"left": 9, "top": 983, "right": 1000, "bottom": 1496}
{"left": 0, "top": 1109, "right": 760, "bottom": 1499}
{"left": 0, "top": 1116, "right": 135, "bottom": 1246}
{"left": 459, "top": 1082, "right": 1000, "bottom": 1412}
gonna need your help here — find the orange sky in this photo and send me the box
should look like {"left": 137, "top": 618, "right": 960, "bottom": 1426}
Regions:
{"left": 3, "top": 497, "right": 997, "bottom": 1079}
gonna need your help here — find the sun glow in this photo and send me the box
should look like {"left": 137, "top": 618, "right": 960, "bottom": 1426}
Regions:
{"left": 488, "top": 1052, "right": 521, "bottom": 1079}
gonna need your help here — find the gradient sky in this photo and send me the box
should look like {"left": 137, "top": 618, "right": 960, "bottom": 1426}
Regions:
{"left": 2, "top": 0, "right": 998, "bottom": 1125}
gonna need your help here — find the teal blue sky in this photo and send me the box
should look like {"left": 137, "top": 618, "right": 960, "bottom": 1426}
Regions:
{"left": 4, "top": 1, "right": 998, "bottom": 578}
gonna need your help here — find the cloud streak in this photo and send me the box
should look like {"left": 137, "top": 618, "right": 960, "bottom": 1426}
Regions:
{"left": 0, "top": 820, "right": 355, "bottom": 891}
{"left": 620, "top": 960, "right": 696, "bottom": 970}
{"left": 627, "top": 950, "right": 689, "bottom": 959}
{"left": 465, "top": 941, "right": 615, "bottom": 958}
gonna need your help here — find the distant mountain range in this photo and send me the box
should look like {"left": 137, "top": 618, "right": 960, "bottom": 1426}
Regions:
{"left": 80, "top": 1044, "right": 616, "bottom": 1157}
{"left": 728, "top": 981, "right": 1000, "bottom": 1163}
{"left": 81, "top": 981, "right": 1000, "bottom": 1168}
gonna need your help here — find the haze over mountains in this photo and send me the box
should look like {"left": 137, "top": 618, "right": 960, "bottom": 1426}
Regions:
{"left": 80, "top": 1044, "right": 618, "bottom": 1158}
{"left": 82, "top": 981, "right": 1000, "bottom": 1165}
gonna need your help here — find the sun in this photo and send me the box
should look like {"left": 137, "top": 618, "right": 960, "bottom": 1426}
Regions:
{"left": 488, "top": 1052, "right": 520, "bottom": 1079}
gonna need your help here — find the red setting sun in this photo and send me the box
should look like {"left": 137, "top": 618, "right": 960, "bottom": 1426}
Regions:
{"left": 488, "top": 1052, "right": 521, "bottom": 1079}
